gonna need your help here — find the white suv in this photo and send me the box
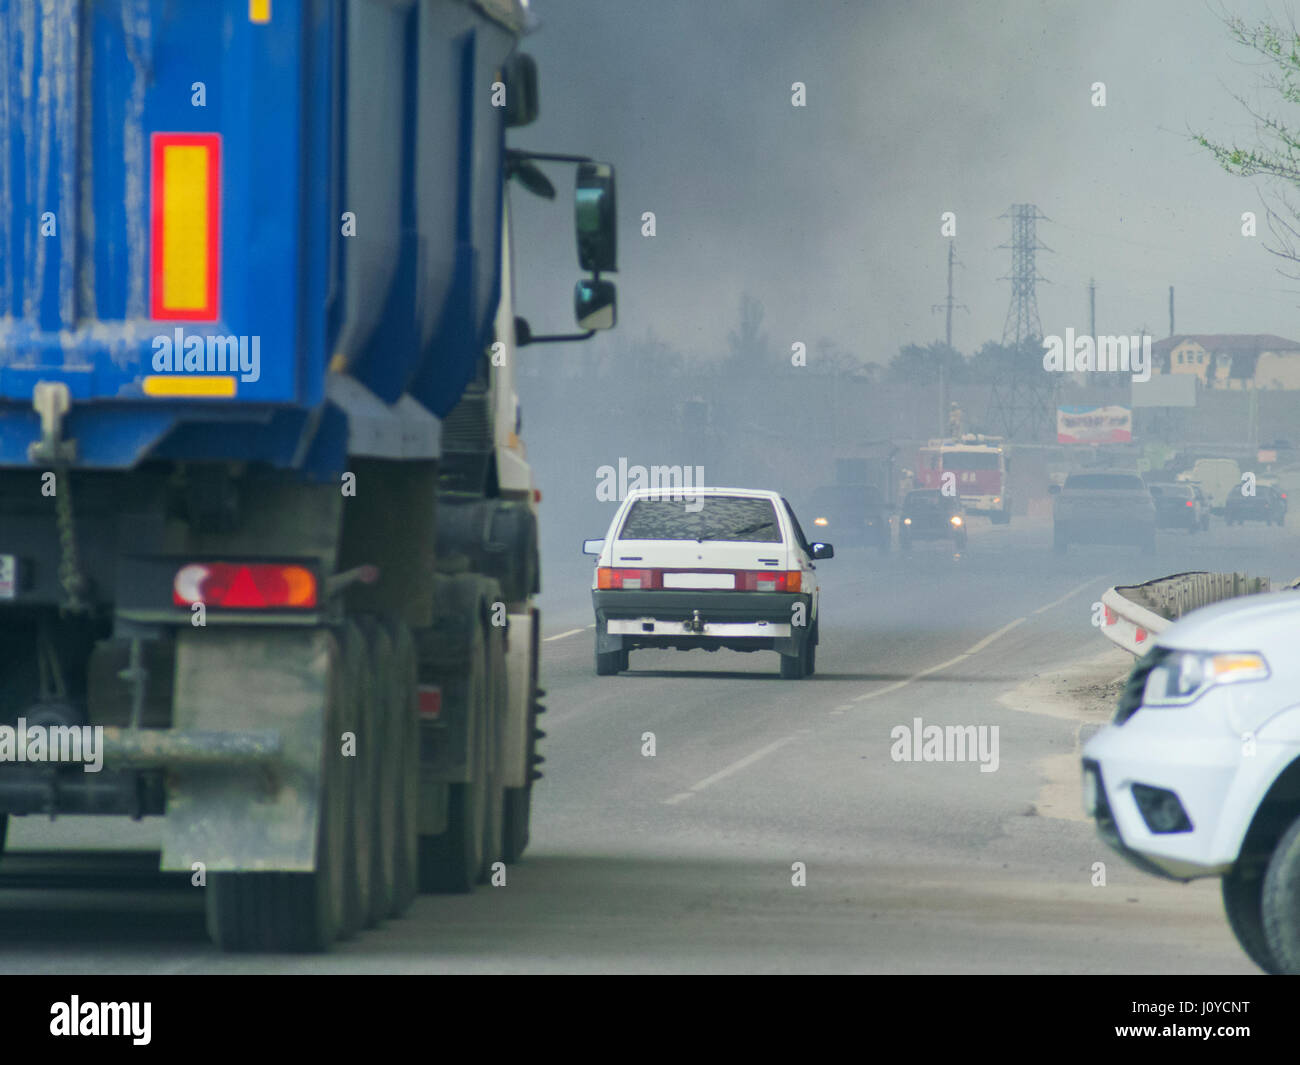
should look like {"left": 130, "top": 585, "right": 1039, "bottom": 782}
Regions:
{"left": 583, "top": 487, "right": 832, "bottom": 678}
{"left": 1082, "top": 592, "right": 1300, "bottom": 973}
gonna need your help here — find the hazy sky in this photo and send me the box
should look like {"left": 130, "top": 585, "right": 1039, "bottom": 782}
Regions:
{"left": 509, "top": 0, "right": 1300, "bottom": 368}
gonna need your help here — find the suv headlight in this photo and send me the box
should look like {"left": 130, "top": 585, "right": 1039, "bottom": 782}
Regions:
{"left": 1143, "top": 650, "right": 1269, "bottom": 706}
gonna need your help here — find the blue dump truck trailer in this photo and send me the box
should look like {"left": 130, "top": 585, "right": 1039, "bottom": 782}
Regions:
{"left": 0, "top": 0, "right": 616, "bottom": 951}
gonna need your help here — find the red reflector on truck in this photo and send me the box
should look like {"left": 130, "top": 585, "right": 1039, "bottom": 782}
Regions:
{"left": 150, "top": 133, "right": 221, "bottom": 321}
{"left": 173, "top": 563, "right": 317, "bottom": 608}
{"left": 418, "top": 686, "right": 442, "bottom": 719}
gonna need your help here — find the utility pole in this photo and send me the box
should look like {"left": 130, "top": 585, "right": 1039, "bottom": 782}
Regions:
{"left": 1088, "top": 278, "right": 1096, "bottom": 340}
{"left": 991, "top": 204, "right": 1053, "bottom": 439}
{"left": 932, "top": 240, "right": 969, "bottom": 436}
{"left": 1169, "top": 286, "right": 1175, "bottom": 336}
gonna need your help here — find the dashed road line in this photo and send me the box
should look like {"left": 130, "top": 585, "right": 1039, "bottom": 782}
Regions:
{"left": 543, "top": 628, "right": 586, "bottom": 643}
{"left": 1031, "top": 576, "right": 1101, "bottom": 615}
{"left": 659, "top": 582, "right": 1102, "bottom": 804}
{"left": 663, "top": 734, "right": 805, "bottom": 805}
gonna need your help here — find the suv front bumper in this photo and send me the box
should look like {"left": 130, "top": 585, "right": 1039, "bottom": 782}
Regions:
{"left": 1081, "top": 694, "right": 1299, "bottom": 880}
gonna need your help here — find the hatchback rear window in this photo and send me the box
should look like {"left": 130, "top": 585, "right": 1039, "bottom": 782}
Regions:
{"left": 618, "top": 497, "right": 783, "bottom": 542}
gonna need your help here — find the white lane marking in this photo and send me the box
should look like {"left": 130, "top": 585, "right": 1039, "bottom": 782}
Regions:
{"left": 586, "top": 623, "right": 596, "bottom": 628}
{"left": 963, "top": 616, "right": 1025, "bottom": 656}
{"left": 543, "top": 628, "right": 586, "bottom": 642}
{"left": 850, "top": 583, "right": 1093, "bottom": 706}
{"left": 1031, "top": 576, "right": 1102, "bottom": 615}
{"left": 661, "top": 586, "right": 1097, "bottom": 803}
{"left": 662, "top": 736, "right": 801, "bottom": 805}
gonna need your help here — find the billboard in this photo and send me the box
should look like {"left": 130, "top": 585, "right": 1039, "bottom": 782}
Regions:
{"left": 1057, "top": 405, "right": 1132, "bottom": 444}
{"left": 1131, "top": 373, "right": 1197, "bottom": 408}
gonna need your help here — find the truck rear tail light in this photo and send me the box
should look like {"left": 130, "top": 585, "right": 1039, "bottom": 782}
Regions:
{"left": 150, "top": 133, "right": 221, "bottom": 321}
{"left": 1185, "top": 500, "right": 1195, "bottom": 507}
{"left": 418, "top": 685, "right": 442, "bottom": 719}
{"left": 596, "top": 567, "right": 656, "bottom": 590}
{"left": 174, "top": 563, "right": 317, "bottom": 608}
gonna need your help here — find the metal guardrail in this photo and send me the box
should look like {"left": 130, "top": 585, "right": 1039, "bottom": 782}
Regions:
{"left": 1098, "top": 571, "right": 1272, "bottom": 656}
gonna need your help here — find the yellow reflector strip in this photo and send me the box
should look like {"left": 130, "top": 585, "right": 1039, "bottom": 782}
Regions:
{"left": 143, "top": 375, "right": 237, "bottom": 398}
{"left": 250, "top": 0, "right": 271, "bottom": 23}
{"left": 160, "top": 145, "right": 210, "bottom": 312}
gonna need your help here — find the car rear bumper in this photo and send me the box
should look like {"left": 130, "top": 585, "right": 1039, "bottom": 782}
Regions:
{"left": 592, "top": 589, "right": 812, "bottom": 654}
{"left": 1154, "top": 508, "right": 1199, "bottom": 529}
{"left": 1055, "top": 517, "right": 1154, "bottom": 543}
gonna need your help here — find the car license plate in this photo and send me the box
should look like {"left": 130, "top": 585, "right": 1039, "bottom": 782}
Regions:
{"left": 0, "top": 554, "right": 14, "bottom": 599}
{"left": 663, "top": 572, "right": 735, "bottom": 590}
{"left": 1082, "top": 766, "right": 1099, "bottom": 817}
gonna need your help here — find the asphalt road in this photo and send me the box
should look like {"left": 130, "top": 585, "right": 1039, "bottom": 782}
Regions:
{"left": 3, "top": 511, "right": 1295, "bottom": 973}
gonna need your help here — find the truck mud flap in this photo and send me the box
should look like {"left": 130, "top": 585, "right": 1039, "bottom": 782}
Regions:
{"left": 160, "top": 628, "right": 333, "bottom": 873}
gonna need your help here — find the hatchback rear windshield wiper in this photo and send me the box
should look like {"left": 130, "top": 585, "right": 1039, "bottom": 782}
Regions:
{"left": 697, "top": 520, "right": 775, "bottom": 542}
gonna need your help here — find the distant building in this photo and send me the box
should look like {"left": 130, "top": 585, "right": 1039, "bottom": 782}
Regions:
{"left": 1152, "top": 334, "right": 1300, "bottom": 390}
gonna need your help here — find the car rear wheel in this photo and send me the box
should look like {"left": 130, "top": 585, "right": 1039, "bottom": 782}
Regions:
{"left": 595, "top": 633, "right": 626, "bottom": 676}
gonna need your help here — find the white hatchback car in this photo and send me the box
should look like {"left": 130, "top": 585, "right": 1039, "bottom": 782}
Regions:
{"left": 583, "top": 487, "right": 832, "bottom": 678}
{"left": 1082, "top": 591, "right": 1300, "bottom": 973}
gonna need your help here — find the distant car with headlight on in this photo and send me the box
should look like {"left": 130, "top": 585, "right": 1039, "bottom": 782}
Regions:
{"left": 806, "top": 484, "right": 891, "bottom": 551}
{"left": 1082, "top": 592, "right": 1300, "bottom": 973}
{"left": 898, "top": 489, "right": 967, "bottom": 551}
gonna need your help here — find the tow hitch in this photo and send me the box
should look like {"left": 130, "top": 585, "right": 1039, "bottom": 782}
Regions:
{"left": 688, "top": 610, "right": 704, "bottom": 634}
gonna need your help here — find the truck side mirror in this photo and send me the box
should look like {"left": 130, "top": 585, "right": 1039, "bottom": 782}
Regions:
{"left": 504, "top": 53, "right": 539, "bottom": 128}
{"left": 575, "top": 279, "right": 617, "bottom": 331}
{"left": 576, "top": 162, "right": 616, "bottom": 273}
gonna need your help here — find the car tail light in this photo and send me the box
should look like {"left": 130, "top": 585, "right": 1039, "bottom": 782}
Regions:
{"left": 739, "top": 570, "right": 802, "bottom": 592}
{"left": 174, "top": 562, "right": 318, "bottom": 608}
{"left": 597, "top": 567, "right": 656, "bottom": 590}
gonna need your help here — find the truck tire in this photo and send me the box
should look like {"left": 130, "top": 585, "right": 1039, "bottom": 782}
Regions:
{"left": 478, "top": 610, "right": 508, "bottom": 884}
{"left": 419, "top": 614, "right": 489, "bottom": 894}
{"left": 1222, "top": 866, "right": 1282, "bottom": 974}
{"left": 384, "top": 620, "right": 420, "bottom": 917}
{"left": 206, "top": 631, "right": 350, "bottom": 952}
{"left": 338, "top": 623, "right": 376, "bottom": 937}
{"left": 359, "top": 618, "right": 398, "bottom": 927}
{"left": 1261, "top": 813, "right": 1300, "bottom": 972}
{"left": 503, "top": 612, "right": 540, "bottom": 864}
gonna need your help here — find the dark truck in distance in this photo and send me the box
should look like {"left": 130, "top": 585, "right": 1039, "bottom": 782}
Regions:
{"left": 1052, "top": 471, "right": 1156, "bottom": 553}
{"left": 806, "top": 483, "right": 891, "bottom": 551}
